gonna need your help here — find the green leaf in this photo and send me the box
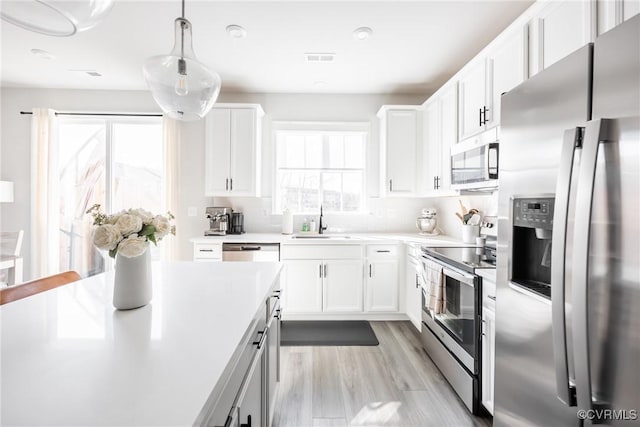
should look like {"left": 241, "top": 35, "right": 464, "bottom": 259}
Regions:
{"left": 139, "top": 224, "right": 156, "bottom": 236}
{"left": 109, "top": 248, "right": 117, "bottom": 259}
{"left": 149, "top": 234, "right": 157, "bottom": 245}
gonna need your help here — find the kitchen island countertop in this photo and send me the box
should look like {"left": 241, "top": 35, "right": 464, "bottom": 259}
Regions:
{"left": 0, "top": 261, "right": 283, "bottom": 426}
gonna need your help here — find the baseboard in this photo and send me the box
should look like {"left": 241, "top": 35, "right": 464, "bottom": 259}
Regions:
{"left": 281, "top": 312, "right": 410, "bottom": 321}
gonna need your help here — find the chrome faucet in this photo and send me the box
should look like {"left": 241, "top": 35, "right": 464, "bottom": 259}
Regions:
{"left": 318, "top": 205, "right": 328, "bottom": 234}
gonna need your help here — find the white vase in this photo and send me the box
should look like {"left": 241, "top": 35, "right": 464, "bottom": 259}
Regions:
{"left": 113, "top": 246, "right": 152, "bottom": 310}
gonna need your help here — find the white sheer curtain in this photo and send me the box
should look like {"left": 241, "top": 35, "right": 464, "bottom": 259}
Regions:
{"left": 30, "top": 108, "right": 59, "bottom": 279}
{"left": 163, "top": 116, "right": 181, "bottom": 261}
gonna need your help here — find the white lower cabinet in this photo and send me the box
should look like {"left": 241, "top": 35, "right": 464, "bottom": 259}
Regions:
{"left": 193, "top": 243, "right": 222, "bottom": 262}
{"left": 366, "top": 260, "right": 399, "bottom": 312}
{"left": 365, "top": 244, "right": 400, "bottom": 313}
{"left": 283, "top": 260, "right": 323, "bottom": 313}
{"left": 481, "top": 278, "right": 496, "bottom": 416}
{"left": 281, "top": 243, "right": 401, "bottom": 317}
{"left": 404, "top": 245, "right": 422, "bottom": 331}
{"left": 281, "top": 244, "right": 364, "bottom": 315}
{"left": 285, "top": 259, "right": 363, "bottom": 313}
{"left": 323, "top": 260, "right": 364, "bottom": 312}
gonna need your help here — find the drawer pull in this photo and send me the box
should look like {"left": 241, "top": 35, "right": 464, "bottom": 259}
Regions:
{"left": 199, "top": 249, "right": 214, "bottom": 252}
{"left": 376, "top": 250, "right": 391, "bottom": 253}
{"left": 488, "top": 295, "right": 496, "bottom": 301}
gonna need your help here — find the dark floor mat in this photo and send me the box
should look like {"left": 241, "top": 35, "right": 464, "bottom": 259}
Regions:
{"left": 281, "top": 320, "right": 379, "bottom": 346}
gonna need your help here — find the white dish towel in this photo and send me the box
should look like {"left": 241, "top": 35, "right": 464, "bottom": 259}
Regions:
{"left": 422, "top": 259, "right": 445, "bottom": 315}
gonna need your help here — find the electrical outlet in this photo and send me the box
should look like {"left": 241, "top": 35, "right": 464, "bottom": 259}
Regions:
{"left": 187, "top": 207, "right": 197, "bottom": 217}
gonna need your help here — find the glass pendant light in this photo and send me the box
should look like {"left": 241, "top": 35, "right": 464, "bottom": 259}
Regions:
{"left": 142, "top": 0, "right": 221, "bottom": 121}
{"left": 0, "top": 0, "right": 114, "bottom": 36}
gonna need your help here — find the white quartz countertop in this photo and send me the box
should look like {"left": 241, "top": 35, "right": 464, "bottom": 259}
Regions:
{"left": 1, "top": 261, "right": 283, "bottom": 426}
{"left": 190, "top": 232, "right": 471, "bottom": 247}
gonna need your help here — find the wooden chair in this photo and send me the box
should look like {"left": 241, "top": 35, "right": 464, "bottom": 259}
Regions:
{"left": 0, "top": 271, "right": 81, "bottom": 305}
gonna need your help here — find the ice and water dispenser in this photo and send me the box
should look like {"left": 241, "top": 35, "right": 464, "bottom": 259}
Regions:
{"left": 511, "top": 197, "right": 555, "bottom": 298}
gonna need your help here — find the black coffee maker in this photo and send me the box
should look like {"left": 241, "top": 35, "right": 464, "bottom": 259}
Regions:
{"left": 228, "top": 212, "right": 245, "bottom": 234}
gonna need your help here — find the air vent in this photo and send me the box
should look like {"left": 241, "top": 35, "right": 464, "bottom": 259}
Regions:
{"left": 305, "top": 53, "right": 335, "bottom": 63}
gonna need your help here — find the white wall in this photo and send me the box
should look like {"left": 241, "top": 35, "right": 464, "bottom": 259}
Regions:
{"left": 1, "top": 87, "right": 442, "bottom": 278}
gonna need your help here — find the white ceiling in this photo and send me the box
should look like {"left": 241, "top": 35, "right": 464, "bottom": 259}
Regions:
{"left": 0, "top": 0, "right": 534, "bottom": 94}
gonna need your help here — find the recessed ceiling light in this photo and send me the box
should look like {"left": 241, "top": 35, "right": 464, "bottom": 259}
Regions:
{"left": 226, "top": 25, "right": 247, "bottom": 39}
{"left": 30, "top": 48, "right": 55, "bottom": 60}
{"left": 353, "top": 27, "right": 373, "bottom": 41}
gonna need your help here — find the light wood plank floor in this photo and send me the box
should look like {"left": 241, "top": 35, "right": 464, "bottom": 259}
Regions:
{"left": 273, "top": 321, "right": 492, "bottom": 427}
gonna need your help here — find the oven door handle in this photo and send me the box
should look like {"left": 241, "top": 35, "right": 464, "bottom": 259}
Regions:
{"left": 442, "top": 267, "right": 475, "bottom": 287}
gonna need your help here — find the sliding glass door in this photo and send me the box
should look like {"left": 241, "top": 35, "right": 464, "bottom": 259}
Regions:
{"left": 57, "top": 117, "right": 163, "bottom": 277}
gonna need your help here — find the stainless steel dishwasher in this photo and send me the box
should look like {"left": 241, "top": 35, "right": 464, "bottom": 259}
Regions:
{"left": 222, "top": 243, "right": 280, "bottom": 262}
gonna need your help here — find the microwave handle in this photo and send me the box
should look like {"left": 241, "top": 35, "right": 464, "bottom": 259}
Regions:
{"left": 487, "top": 143, "right": 499, "bottom": 180}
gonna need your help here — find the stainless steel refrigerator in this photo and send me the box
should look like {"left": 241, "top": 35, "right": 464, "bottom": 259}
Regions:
{"left": 495, "top": 14, "right": 639, "bottom": 427}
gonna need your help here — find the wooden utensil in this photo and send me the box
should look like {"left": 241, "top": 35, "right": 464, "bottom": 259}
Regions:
{"left": 458, "top": 200, "right": 468, "bottom": 215}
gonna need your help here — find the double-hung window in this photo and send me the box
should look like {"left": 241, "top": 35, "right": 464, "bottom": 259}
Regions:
{"left": 274, "top": 123, "right": 367, "bottom": 214}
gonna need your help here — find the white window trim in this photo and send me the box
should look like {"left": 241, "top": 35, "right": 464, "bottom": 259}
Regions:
{"left": 271, "top": 121, "right": 370, "bottom": 215}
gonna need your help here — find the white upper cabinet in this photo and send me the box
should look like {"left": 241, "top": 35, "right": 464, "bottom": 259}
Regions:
{"left": 458, "top": 60, "right": 488, "bottom": 141}
{"left": 530, "top": 0, "right": 596, "bottom": 75}
{"left": 437, "top": 83, "right": 457, "bottom": 192}
{"left": 424, "top": 99, "right": 441, "bottom": 192}
{"left": 485, "top": 25, "right": 529, "bottom": 128}
{"left": 205, "top": 104, "right": 264, "bottom": 197}
{"left": 598, "top": 0, "right": 640, "bottom": 34}
{"left": 423, "top": 82, "right": 457, "bottom": 194}
{"left": 458, "top": 23, "right": 527, "bottom": 140}
{"left": 378, "top": 106, "right": 420, "bottom": 196}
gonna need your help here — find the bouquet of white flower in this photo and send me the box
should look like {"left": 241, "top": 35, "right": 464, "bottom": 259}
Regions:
{"left": 87, "top": 204, "right": 175, "bottom": 258}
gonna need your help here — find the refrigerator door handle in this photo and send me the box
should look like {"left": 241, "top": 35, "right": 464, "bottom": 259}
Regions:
{"left": 572, "top": 119, "right": 612, "bottom": 417}
{"left": 551, "top": 128, "right": 582, "bottom": 407}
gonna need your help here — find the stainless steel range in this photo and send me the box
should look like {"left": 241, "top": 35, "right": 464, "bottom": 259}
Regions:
{"left": 419, "top": 245, "right": 496, "bottom": 414}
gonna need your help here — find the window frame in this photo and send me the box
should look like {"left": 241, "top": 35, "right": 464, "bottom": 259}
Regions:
{"left": 272, "top": 121, "right": 369, "bottom": 215}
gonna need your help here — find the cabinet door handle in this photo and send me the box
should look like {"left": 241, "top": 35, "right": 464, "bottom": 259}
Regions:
{"left": 369, "top": 264, "right": 372, "bottom": 278}
{"left": 240, "top": 414, "right": 252, "bottom": 427}
{"left": 433, "top": 176, "right": 436, "bottom": 190}
{"left": 376, "top": 250, "right": 390, "bottom": 253}
{"left": 482, "top": 106, "right": 489, "bottom": 125}
{"left": 324, "top": 264, "right": 327, "bottom": 278}
{"left": 479, "top": 107, "right": 483, "bottom": 127}
{"left": 200, "top": 249, "right": 214, "bottom": 252}
{"left": 389, "top": 179, "right": 393, "bottom": 192}
{"left": 435, "top": 176, "right": 440, "bottom": 190}
{"left": 488, "top": 295, "right": 496, "bottom": 301}
{"left": 230, "top": 178, "right": 233, "bottom": 191}
{"left": 319, "top": 264, "right": 323, "bottom": 278}
{"left": 225, "top": 178, "right": 229, "bottom": 191}
{"left": 416, "top": 273, "right": 419, "bottom": 288}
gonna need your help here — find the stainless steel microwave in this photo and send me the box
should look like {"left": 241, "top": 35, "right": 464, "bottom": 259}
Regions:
{"left": 450, "top": 134, "right": 499, "bottom": 191}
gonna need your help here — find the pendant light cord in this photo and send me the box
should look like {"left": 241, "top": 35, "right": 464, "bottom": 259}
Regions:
{"left": 180, "top": 0, "right": 185, "bottom": 61}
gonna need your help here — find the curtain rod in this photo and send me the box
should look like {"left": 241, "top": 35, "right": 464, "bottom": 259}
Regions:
{"left": 20, "top": 111, "right": 163, "bottom": 117}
